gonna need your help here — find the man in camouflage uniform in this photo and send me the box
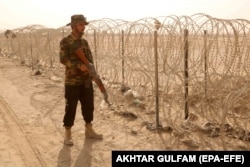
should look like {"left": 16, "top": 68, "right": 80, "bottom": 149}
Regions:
{"left": 60, "top": 14, "right": 103, "bottom": 145}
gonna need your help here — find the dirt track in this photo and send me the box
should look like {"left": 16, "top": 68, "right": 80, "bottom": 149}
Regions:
{"left": 1, "top": 57, "right": 249, "bottom": 167}
{"left": 0, "top": 58, "right": 98, "bottom": 167}
{"left": 0, "top": 57, "right": 166, "bottom": 167}
{"left": 0, "top": 96, "right": 46, "bottom": 166}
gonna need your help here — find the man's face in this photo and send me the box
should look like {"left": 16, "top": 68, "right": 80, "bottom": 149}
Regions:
{"left": 73, "top": 21, "right": 86, "bottom": 37}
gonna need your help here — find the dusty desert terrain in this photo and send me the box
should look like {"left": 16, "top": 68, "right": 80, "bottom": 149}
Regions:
{"left": 0, "top": 57, "right": 249, "bottom": 167}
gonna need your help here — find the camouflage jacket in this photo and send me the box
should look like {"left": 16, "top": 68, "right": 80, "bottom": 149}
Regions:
{"left": 59, "top": 34, "right": 93, "bottom": 86}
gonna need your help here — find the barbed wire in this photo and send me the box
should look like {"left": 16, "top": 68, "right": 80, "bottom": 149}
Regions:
{"left": 1, "top": 13, "right": 250, "bottom": 143}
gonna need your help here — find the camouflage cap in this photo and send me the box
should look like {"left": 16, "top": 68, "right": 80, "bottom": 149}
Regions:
{"left": 66, "top": 14, "right": 89, "bottom": 26}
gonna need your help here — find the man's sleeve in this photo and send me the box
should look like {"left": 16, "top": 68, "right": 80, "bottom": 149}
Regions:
{"left": 59, "top": 37, "right": 70, "bottom": 67}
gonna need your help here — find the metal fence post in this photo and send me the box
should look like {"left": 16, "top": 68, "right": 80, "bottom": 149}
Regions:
{"left": 204, "top": 30, "right": 208, "bottom": 96}
{"left": 154, "top": 29, "right": 160, "bottom": 127}
{"left": 122, "top": 30, "right": 125, "bottom": 85}
{"left": 154, "top": 19, "right": 162, "bottom": 128}
{"left": 184, "top": 29, "right": 189, "bottom": 120}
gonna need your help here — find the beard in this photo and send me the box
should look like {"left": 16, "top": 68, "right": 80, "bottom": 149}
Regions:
{"left": 76, "top": 29, "right": 84, "bottom": 37}
{"left": 72, "top": 26, "right": 84, "bottom": 37}
{"left": 79, "top": 32, "right": 84, "bottom": 37}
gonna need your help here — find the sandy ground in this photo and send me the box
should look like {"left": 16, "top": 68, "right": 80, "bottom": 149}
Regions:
{"left": 0, "top": 57, "right": 249, "bottom": 167}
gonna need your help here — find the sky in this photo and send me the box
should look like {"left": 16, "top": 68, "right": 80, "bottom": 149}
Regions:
{"left": 0, "top": 0, "right": 250, "bottom": 29}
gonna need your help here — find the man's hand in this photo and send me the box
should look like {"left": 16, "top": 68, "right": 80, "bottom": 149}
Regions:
{"left": 79, "top": 64, "right": 88, "bottom": 72}
{"left": 88, "top": 63, "right": 100, "bottom": 79}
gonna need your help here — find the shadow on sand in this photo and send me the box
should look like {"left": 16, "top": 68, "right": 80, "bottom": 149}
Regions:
{"left": 73, "top": 138, "right": 101, "bottom": 167}
{"left": 57, "top": 144, "right": 72, "bottom": 167}
{"left": 57, "top": 138, "right": 101, "bottom": 167}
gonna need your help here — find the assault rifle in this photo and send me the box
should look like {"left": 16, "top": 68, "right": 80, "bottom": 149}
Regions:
{"left": 75, "top": 48, "right": 111, "bottom": 105}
